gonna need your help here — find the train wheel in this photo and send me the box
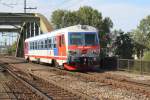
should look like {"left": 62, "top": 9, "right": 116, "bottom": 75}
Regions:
{"left": 37, "top": 58, "right": 40, "bottom": 64}
{"left": 54, "top": 60, "right": 59, "bottom": 68}
{"left": 51, "top": 59, "right": 55, "bottom": 67}
{"left": 59, "top": 64, "right": 64, "bottom": 70}
{"left": 25, "top": 57, "right": 29, "bottom": 63}
{"left": 51, "top": 59, "right": 59, "bottom": 67}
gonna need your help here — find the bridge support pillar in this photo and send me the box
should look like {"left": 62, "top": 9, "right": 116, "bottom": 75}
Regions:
{"left": 16, "top": 22, "right": 40, "bottom": 57}
{"left": 16, "top": 31, "right": 25, "bottom": 57}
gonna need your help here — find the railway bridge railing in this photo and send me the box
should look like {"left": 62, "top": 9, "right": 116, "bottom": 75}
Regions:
{"left": 117, "top": 59, "right": 150, "bottom": 75}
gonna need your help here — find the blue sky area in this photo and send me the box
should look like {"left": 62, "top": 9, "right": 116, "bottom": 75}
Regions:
{"left": 0, "top": 0, "right": 150, "bottom": 43}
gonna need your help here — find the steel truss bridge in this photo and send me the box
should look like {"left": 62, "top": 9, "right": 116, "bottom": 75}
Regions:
{"left": 0, "top": 13, "right": 53, "bottom": 57}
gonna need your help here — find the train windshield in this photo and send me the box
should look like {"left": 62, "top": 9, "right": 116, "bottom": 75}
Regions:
{"left": 69, "top": 32, "right": 98, "bottom": 46}
{"left": 69, "top": 33, "right": 83, "bottom": 45}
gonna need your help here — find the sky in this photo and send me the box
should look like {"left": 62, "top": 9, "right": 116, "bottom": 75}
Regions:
{"left": 0, "top": 0, "right": 150, "bottom": 43}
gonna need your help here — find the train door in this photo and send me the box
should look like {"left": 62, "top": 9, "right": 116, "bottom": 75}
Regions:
{"left": 53, "top": 37, "right": 58, "bottom": 56}
{"left": 57, "top": 34, "right": 66, "bottom": 57}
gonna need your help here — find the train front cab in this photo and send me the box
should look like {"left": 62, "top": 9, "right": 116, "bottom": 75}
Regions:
{"left": 64, "top": 31, "right": 100, "bottom": 71}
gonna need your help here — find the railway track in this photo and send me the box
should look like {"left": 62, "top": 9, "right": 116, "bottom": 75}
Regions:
{"left": 0, "top": 70, "right": 42, "bottom": 99}
{"left": 0, "top": 62, "right": 84, "bottom": 100}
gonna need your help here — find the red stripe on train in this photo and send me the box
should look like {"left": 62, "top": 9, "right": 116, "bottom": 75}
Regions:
{"left": 25, "top": 55, "right": 67, "bottom": 60}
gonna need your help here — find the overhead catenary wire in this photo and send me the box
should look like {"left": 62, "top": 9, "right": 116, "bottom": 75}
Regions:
{"left": 62, "top": 0, "right": 89, "bottom": 10}
{"left": 0, "top": 0, "right": 18, "bottom": 8}
{"left": 49, "top": 0, "right": 73, "bottom": 12}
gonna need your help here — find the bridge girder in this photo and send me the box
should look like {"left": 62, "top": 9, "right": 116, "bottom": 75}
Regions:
{"left": 0, "top": 13, "right": 40, "bottom": 34}
{"left": 0, "top": 16, "right": 40, "bottom": 23}
{"left": 0, "top": 13, "right": 41, "bottom": 57}
{"left": 0, "top": 28, "right": 21, "bottom": 32}
{"left": 0, "top": 13, "right": 53, "bottom": 57}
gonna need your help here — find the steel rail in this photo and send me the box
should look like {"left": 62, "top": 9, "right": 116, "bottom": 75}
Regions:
{"left": 6, "top": 67, "right": 52, "bottom": 100}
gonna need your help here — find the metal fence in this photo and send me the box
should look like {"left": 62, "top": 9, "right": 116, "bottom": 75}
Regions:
{"left": 117, "top": 59, "right": 150, "bottom": 74}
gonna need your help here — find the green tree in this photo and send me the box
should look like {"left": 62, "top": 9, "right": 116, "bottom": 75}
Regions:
{"left": 101, "top": 17, "right": 113, "bottom": 33}
{"left": 62, "top": 11, "right": 79, "bottom": 27}
{"left": 7, "top": 42, "right": 17, "bottom": 55}
{"left": 114, "top": 32, "right": 134, "bottom": 59}
{"left": 51, "top": 10, "right": 67, "bottom": 29}
{"left": 131, "top": 15, "right": 150, "bottom": 58}
{"left": 131, "top": 15, "right": 150, "bottom": 48}
{"left": 51, "top": 6, "right": 113, "bottom": 33}
{"left": 140, "top": 16, "right": 150, "bottom": 49}
{"left": 76, "top": 6, "right": 103, "bottom": 28}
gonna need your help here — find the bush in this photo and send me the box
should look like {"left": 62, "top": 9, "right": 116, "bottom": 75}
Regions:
{"left": 143, "top": 51, "right": 150, "bottom": 61}
{"left": 7, "top": 42, "right": 17, "bottom": 56}
{"left": 101, "top": 57, "right": 117, "bottom": 70}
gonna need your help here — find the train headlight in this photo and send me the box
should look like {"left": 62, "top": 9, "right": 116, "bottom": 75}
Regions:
{"left": 93, "top": 50, "right": 99, "bottom": 55}
{"left": 93, "top": 57, "right": 97, "bottom": 61}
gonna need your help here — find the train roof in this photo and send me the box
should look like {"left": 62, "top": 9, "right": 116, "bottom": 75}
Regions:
{"left": 25, "top": 25, "right": 98, "bottom": 42}
{"left": 52, "top": 25, "right": 97, "bottom": 32}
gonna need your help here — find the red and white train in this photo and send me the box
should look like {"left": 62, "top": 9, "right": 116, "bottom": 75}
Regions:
{"left": 24, "top": 25, "right": 100, "bottom": 71}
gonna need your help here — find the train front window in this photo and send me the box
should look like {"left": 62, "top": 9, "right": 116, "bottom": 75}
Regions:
{"left": 69, "top": 32, "right": 98, "bottom": 46}
{"left": 85, "top": 34, "right": 98, "bottom": 46}
{"left": 69, "top": 33, "right": 83, "bottom": 45}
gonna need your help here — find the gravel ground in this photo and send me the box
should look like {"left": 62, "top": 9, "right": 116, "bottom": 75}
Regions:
{"left": 0, "top": 72, "right": 16, "bottom": 100}
{"left": 0, "top": 82, "right": 11, "bottom": 99}
{"left": 30, "top": 70, "right": 149, "bottom": 100}
{"left": 0, "top": 57, "right": 150, "bottom": 100}
{"left": 106, "top": 71, "right": 150, "bottom": 82}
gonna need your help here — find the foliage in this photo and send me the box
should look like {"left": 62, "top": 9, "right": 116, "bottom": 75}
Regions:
{"left": 114, "top": 31, "right": 134, "bottom": 59}
{"left": 143, "top": 51, "right": 150, "bottom": 61}
{"left": 51, "top": 10, "right": 67, "bottom": 29}
{"left": 51, "top": 6, "right": 113, "bottom": 33}
{"left": 51, "top": 6, "right": 113, "bottom": 58}
{"left": 7, "top": 42, "right": 17, "bottom": 55}
{"left": 138, "top": 16, "right": 150, "bottom": 48}
{"left": 131, "top": 15, "right": 150, "bottom": 58}
{"left": 101, "top": 17, "right": 113, "bottom": 33}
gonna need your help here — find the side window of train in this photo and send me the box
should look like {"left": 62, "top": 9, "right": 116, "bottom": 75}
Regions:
{"left": 58, "top": 35, "right": 64, "bottom": 47}
{"left": 30, "top": 42, "right": 31, "bottom": 50}
{"left": 54, "top": 37, "right": 56, "bottom": 48}
{"left": 37, "top": 41, "right": 40, "bottom": 50}
{"left": 41, "top": 41, "right": 44, "bottom": 49}
{"left": 34, "top": 42, "right": 35, "bottom": 50}
{"left": 33, "top": 42, "right": 34, "bottom": 50}
{"left": 62, "top": 35, "right": 65, "bottom": 45}
{"left": 33, "top": 42, "right": 35, "bottom": 50}
{"left": 39, "top": 41, "right": 41, "bottom": 50}
{"left": 35, "top": 41, "right": 37, "bottom": 50}
{"left": 36, "top": 41, "right": 37, "bottom": 49}
{"left": 59, "top": 36, "right": 62, "bottom": 47}
{"left": 31, "top": 42, "right": 33, "bottom": 50}
{"left": 38, "top": 40, "right": 41, "bottom": 49}
{"left": 39, "top": 40, "right": 41, "bottom": 50}
{"left": 48, "top": 38, "right": 52, "bottom": 49}
{"left": 45, "top": 39, "right": 48, "bottom": 49}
